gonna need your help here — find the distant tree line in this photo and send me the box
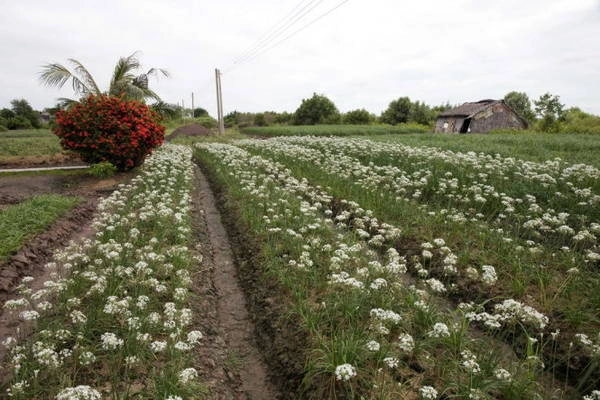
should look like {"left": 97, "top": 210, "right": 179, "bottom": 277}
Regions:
{"left": 503, "top": 91, "right": 600, "bottom": 134}
{"left": 0, "top": 99, "right": 43, "bottom": 131}
{"left": 224, "top": 93, "right": 452, "bottom": 129}
{"left": 4, "top": 90, "right": 599, "bottom": 135}
{"left": 222, "top": 92, "right": 600, "bottom": 135}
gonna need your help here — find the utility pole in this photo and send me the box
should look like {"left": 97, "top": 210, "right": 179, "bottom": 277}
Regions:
{"left": 182, "top": 99, "right": 185, "bottom": 119}
{"left": 215, "top": 68, "right": 225, "bottom": 134}
{"left": 191, "top": 92, "right": 194, "bottom": 118}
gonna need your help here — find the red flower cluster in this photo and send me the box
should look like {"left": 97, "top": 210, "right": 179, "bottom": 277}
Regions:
{"left": 54, "top": 95, "right": 165, "bottom": 170}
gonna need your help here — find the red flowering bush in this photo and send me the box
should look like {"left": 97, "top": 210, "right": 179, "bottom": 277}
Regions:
{"left": 54, "top": 95, "right": 165, "bottom": 170}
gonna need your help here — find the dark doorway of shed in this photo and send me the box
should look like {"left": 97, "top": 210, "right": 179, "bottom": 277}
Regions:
{"left": 460, "top": 118, "right": 472, "bottom": 133}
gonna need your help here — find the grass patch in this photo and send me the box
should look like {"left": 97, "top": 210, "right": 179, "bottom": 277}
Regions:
{"left": 0, "top": 129, "right": 67, "bottom": 165}
{"left": 0, "top": 129, "right": 55, "bottom": 139}
{"left": 241, "top": 123, "right": 430, "bottom": 137}
{"left": 368, "top": 133, "right": 600, "bottom": 167}
{"left": 0, "top": 194, "right": 80, "bottom": 261}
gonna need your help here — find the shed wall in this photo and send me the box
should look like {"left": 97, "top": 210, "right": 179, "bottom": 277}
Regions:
{"left": 434, "top": 117, "right": 465, "bottom": 133}
{"left": 469, "top": 103, "right": 527, "bottom": 133}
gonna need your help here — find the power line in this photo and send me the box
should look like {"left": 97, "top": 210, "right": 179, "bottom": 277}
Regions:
{"left": 226, "top": 0, "right": 350, "bottom": 72}
{"left": 232, "top": 0, "right": 312, "bottom": 64}
{"left": 232, "top": 0, "right": 326, "bottom": 67}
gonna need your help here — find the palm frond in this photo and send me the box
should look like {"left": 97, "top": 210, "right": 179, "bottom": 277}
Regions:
{"left": 142, "top": 88, "right": 162, "bottom": 102}
{"left": 146, "top": 68, "right": 170, "bottom": 79}
{"left": 40, "top": 63, "right": 92, "bottom": 95}
{"left": 56, "top": 97, "right": 79, "bottom": 109}
{"left": 133, "top": 74, "right": 149, "bottom": 90}
{"left": 67, "top": 59, "right": 101, "bottom": 94}
{"left": 109, "top": 52, "right": 142, "bottom": 96}
{"left": 151, "top": 101, "right": 178, "bottom": 119}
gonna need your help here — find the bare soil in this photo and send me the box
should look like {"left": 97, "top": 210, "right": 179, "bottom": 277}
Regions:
{"left": 167, "top": 124, "right": 213, "bottom": 141}
{"left": 0, "top": 153, "right": 84, "bottom": 169}
{"left": 195, "top": 159, "right": 309, "bottom": 398}
{"left": 192, "top": 165, "right": 280, "bottom": 399}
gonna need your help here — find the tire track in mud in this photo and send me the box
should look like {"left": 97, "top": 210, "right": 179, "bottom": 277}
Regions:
{"left": 193, "top": 165, "right": 279, "bottom": 400}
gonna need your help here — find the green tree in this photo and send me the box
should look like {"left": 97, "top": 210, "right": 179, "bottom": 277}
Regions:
{"left": 293, "top": 93, "right": 340, "bottom": 125}
{"left": 409, "top": 101, "right": 434, "bottom": 125}
{"left": 381, "top": 97, "right": 412, "bottom": 125}
{"left": 534, "top": 93, "right": 564, "bottom": 132}
{"left": 0, "top": 108, "right": 15, "bottom": 120}
{"left": 560, "top": 107, "right": 600, "bottom": 134}
{"left": 254, "top": 113, "right": 267, "bottom": 126}
{"left": 504, "top": 91, "right": 535, "bottom": 123}
{"left": 193, "top": 107, "right": 208, "bottom": 118}
{"left": 39, "top": 52, "right": 169, "bottom": 105}
{"left": 11, "top": 99, "right": 41, "bottom": 128}
{"left": 224, "top": 111, "right": 240, "bottom": 127}
{"left": 343, "top": 109, "right": 373, "bottom": 124}
{"left": 273, "top": 111, "right": 293, "bottom": 124}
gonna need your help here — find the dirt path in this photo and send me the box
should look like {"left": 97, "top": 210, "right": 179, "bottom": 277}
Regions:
{"left": 192, "top": 165, "right": 279, "bottom": 400}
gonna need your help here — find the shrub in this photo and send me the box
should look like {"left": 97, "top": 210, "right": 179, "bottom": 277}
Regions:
{"left": 54, "top": 95, "right": 164, "bottom": 170}
{"left": 343, "top": 109, "right": 373, "bottom": 124}
{"left": 254, "top": 113, "right": 267, "bottom": 126}
{"left": 88, "top": 161, "right": 117, "bottom": 178}
{"left": 0, "top": 125, "right": 7, "bottom": 132}
{"left": 293, "top": 93, "right": 341, "bottom": 125}
{"left": 6, "top": 115, "right": 33, "bottom": 130}
{"left": 196, "top": 116, "right": 217, "bottom": 129}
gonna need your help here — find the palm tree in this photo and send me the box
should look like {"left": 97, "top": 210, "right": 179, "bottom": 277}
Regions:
{"left": 39, "top": 52, "right": 169, "bottom": 106}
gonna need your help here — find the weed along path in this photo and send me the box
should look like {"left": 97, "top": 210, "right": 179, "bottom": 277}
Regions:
{"left": 193, "top": 165, "right": 279, "bottom": 400}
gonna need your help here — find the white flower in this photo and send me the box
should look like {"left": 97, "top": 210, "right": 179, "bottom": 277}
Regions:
{"left": 420, "top": 385, "right": 438, "bottom": 399}
{"left": 70, "top": 310, "right": 87, "bottom": 325}
{"left": 178, "top": 367, "right": 198, "bottom": 384}
{"left": 396, "top": 333, "right": 415, "bottom": 352}
{"left": 19, "top": 310, "right": 40, "bottom": 321}
{"left": 481, "top": 265, "right": 497, "bottom": 286}
{"left": 150, "top": 341, "right": 167, "bottom": 353}
{"left": 583, "top": 390, "right": 600, "bottom": 400}
{"left": 187, "top": 330, "right": 203, "bottom": 345}
{"left": 427, "top": 322, "right": 450, "bottom": 338}
{"left": 55, "top": 385, "right": 101, "bottom": 400}
{"left": 335, "top": 363, "right": 357, "bottom": 381}
{"left": 494, "top": 368, "right": 512, "bottom": 382}
{"left": 366, "top": 340, "right": 380, "bottom": 352}
{"left": 79, "top": 351, "right": 96, "bottom": 366}
{"left": 370, "top": 308, "right": 402, "bottom": 324}
{"left": 426, "top": 278, "right": 446, "bottom": 293}
{"left": 101, "top": 332, "right": 124, "bottom": 350}
{"left": 174, "top": 341, "right": 191, "bottom": 352}
{"left": 383, "top": 357, "right": 399, "bottom": 369}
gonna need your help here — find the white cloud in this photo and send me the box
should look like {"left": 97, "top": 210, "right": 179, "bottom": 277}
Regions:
{"left": 0, "top": 0, "right": 598, "bottom": 115}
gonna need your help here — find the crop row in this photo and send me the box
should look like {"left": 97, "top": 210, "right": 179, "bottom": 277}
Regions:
{"left": 2, "top": 145, "right": 202, "bottom": 399}
{"left": 239, "top": 137, "right": 600, "bottom": 341}
{"left": 230, "top": 138, "right": 600, "bottom": 396}
{"left": 194, "top": 143, "right": 593, "bottom": 399}
{"left": 249, "top": 136, "right": 600, "bottom": 256}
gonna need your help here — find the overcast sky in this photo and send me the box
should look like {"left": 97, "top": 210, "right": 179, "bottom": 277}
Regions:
{"left": 1, "top": 0, "right": 599, "bottom": 116}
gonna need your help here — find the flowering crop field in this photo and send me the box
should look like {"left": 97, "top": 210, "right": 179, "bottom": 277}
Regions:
{"left": 194, "top": 137, "right": 600, "bottom": 399}
{"left": 2, "top": 145, "right": 204, "bottom": 399}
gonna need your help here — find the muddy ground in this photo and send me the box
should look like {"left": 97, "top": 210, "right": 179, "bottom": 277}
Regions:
{"left": 192, "top": 165, "right": 280, "bottom": 399}
{"left": 0, "top": 153, "right": 84, "bottom": 170}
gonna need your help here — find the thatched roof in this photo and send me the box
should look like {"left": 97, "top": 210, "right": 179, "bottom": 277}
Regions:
{"left": 438, "top": 100, "right": 500, "bottom": 117}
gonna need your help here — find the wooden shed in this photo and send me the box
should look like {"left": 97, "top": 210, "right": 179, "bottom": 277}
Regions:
{"left": 434, "top": 99, "right": 528, "bottom": 133}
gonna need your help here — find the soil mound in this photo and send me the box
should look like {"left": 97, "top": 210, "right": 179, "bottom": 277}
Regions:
{"left": 167, "top": 124, "right": 213, "bottom": 140}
